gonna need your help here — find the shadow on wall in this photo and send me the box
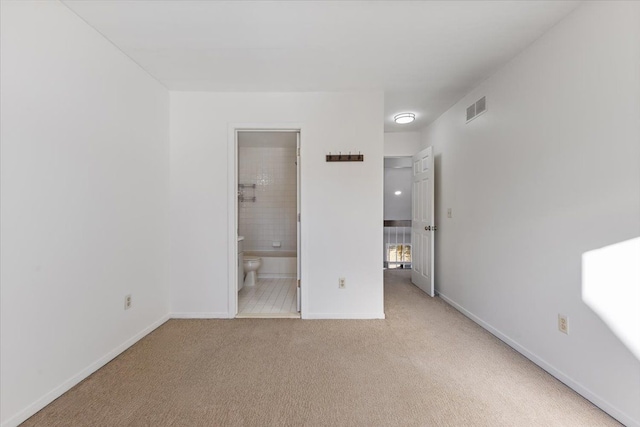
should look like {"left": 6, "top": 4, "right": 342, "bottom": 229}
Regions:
{"left": 582, "top": 236, "right": 640, "bottom": 361}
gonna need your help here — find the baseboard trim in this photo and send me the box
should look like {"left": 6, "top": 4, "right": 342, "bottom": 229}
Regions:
{"left": 235, "top": 313, "right": 300, "bottom": 319}
{"left": 170, "top": 312, "right": 232, "bottom": 319}
{"left": 257, "top": 274, "right": 296, "bottom": 279}
{"left": 303, "top": 312, "right": 386, "bottom": 320}
{"left": 171, "top": 312, "right": 386, "bottom": 320}
{"left": 2, "top": 313, "right": 171, "bottom": 427}
{"left": 437, "top": 292, "right": 638, "bottom": 427}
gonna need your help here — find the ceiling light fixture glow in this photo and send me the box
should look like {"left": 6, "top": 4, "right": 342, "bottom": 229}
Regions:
{"left": 394, "top": 113, "right": 415, "bottom": 124}
{"left": 394, "top": 191, "right": 402, "bottom": 195}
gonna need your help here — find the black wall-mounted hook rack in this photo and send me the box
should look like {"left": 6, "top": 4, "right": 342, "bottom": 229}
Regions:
{"left": 326, "top": 153, "right": 364, "bottom": 162}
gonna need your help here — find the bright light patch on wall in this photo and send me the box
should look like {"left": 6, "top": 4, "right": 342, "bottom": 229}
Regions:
{"left": 582, "top": 237, "right": 640, "bottom": 360}
{"left": 394, "top": 191, "right": 402, "bottom": 195}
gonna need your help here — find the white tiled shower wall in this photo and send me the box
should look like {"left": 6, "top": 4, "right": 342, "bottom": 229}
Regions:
{"left": 239, "top": 146, "right": 297, "bottom": 252}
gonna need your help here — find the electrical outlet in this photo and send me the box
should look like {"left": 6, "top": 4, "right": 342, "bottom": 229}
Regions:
{"left": 338, "top": 278, "right": 346, "bottom": 289}
{"left": 125, "top": 294, "right": 132, "bottom": 310}
{"left": 558, "top": 314, "right": 568, "bottom": 334}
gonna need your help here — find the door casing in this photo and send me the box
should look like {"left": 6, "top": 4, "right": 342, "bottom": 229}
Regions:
{"left": 227, "top": 124, "right": 304, "bottom": 317}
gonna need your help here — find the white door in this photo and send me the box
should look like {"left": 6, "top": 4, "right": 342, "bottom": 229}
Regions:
{"left": 411, "top": 146, "right": 435, "bottom": 296}
{"left": 296, "top": 132, "right": 301, "bottom": 312}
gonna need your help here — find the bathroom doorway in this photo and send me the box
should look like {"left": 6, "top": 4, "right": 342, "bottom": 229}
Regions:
{"left": 233, "top": 130, "right": 301, "bottom": 318}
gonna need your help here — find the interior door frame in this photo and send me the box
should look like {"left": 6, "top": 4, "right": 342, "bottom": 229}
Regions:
{"left": 227, "top": 123, "right": 304, "bottom": 318}
{"left": 296, "top": 132, "right": 301, "bottom": 312}
{"left": 383, "top": 156, "right": 414, "bottom": 269}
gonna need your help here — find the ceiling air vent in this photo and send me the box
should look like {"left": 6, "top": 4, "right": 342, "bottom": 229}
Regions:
{"left": 466, "top": 104, "right": 475, "bottom": 121}
{"left": 466, "top": 96, "right": 487, "bottom": 123}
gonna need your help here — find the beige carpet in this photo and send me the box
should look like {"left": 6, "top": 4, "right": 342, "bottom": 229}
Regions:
{"left": 23, "top": 270, "right": 619, "bottom": 426}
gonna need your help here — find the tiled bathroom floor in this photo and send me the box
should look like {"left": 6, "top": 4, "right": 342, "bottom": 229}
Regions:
{"left": 238, "top": 278, "right": 298, "bottom": 317}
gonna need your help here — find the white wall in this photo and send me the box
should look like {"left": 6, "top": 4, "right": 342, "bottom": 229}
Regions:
{"left": 421, "top": 2, "right": 640, "bottom": 425}
{"left": 170, "top": 92, "right": 384, "bottom": 319}
{"left": 384, "top": 131, "right": 421, "bottom": 157}
{"left": 0, "top": 2, "right": 170, "bottom": 426}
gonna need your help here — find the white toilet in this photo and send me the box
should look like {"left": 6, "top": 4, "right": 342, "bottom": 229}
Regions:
{"left": 243, "top": 256, "right": 262, "bottom": 287}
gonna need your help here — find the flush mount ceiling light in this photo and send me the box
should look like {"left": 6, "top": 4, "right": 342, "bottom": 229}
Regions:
{"left": 394, "top": 191, "right": 402, "bottom": 195}
{"left": 394, "top": 113, "right": 415, "bottom": 124}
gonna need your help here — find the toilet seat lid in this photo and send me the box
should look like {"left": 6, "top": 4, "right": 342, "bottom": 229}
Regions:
{"left": 244, "top": 256, "right": 261, "bottom": 261}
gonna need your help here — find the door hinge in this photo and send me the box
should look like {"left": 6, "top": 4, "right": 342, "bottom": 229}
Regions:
{"left": 297, "top": 279, "right": 301, "bottom": 287}
{"left": 297, "top": 147, "right": 300, "bottom": 156}
{"left": 297, "top": 213, "right": 301, "bottom": 222}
